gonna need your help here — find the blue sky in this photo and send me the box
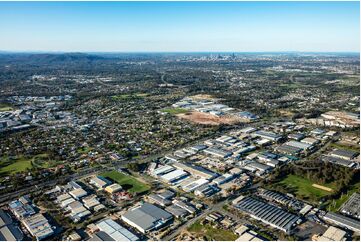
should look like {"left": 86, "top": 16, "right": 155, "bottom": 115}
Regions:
{"left": 0, "top": 1, "right": 359, "bottom": 52}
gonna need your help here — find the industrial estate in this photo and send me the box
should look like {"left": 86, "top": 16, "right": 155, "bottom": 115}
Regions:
{"left": 0, "top": 51, "right": 359, "bottom": 241}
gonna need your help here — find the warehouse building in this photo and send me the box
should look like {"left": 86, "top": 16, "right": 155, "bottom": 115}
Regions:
{"left": 314, "top": 226, "right": 347, "bottom": 241}
{"left": 9, "top": 199, "right": 36, "bottom": 219}
{"left": 323, "top": 212, "right": 360, "bottom": 233}
{"left": 22, "top": 213, "right": 54, "bottom": 240}
{"left": 204, "top": 147, "right": 233, "bottom": 158}
{"left": 96, "top": 218, "right": 139, "bottom": 241}
{"left": 160, "top": 169, "right": 189, "bottom": 184}
{"left": 323, "top": 156, "right": 356, "bottom": 168}
{"left": 151, "top": 165, "right": 175, "bottom": 177}
{"left": 258, "top": 189, "right": 291, "bottom": 206}
{"left": 329, "top": 149, "right": 359, "bottom": 160}
{"left": 105, "top": 184, "right": 123, "bottom": 194}
{"left": 285, "top": 141, "right": 312, "bottom": 150}
{"left": 253, "top": 131, "right": 283, "bottom": 142}
{"left": 0, "top": 210, "right": 24, "bottom": 241}
{"left": 165, "top": 205, "right": 188, "bottom": 218}
{"left": 90, "top": 176, "right": 112, "bottom": 190}
{"left": 148, "top": 194, "right": 172, "bottom": 207}
{"left": 69, "top": 187, "right": 88, "bottom": 200}
{"left": 234, "top": 197, "right": 300, "bottom": 234}
{"left": 121, "top": 203, "right": 173, "bottom": 233}
{"left": 172, "top": 162, "right": 218, "bottom": 180}
{"left": 275, "top": 144, "right": 302, "bottom": 156}
{"left": 182, "top": 178, "right": 210, "bottom": 192}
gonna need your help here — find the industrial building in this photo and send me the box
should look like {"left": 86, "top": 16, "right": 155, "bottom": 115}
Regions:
{"left": 253, "top": 130, "right": 283, "bottom": 142}
{"left": 0, "top": 210, "right": 24, "bottom": 241}
{"left": 258, "top": 189, "right": 291, "bottom": 206}
{"left": 96, "top": 218, "right": 139, "bottom": 241}
{"left": 314, "top": 226, "right": 347, "bottom": 241}
{"left": 8, "top": 199, "right": 36, "bottom": 219}
{"left": 148, "top": 194, "right": 172, "bottom": 207}
{"left": 234, "top": 196, "right": 300, "bottom": 234}
{"left": 121, "top": 203, "right": 173, "bottom": 233}
{"left": 323, "top": 156, "right": 356, "bottom": 168}
{"left": 322, "top": 212, "right": 360, "bottom": 233}
{"left": 172, "top": 162, "right": 218, "bottom": 180}
{"left": 22, "top": 213, "right": 54, "bottom": 240}
{"left": 105, "top": 184, "right": 123, "bottom": 194}
{"left": 69, "top": 187, "right": 88, "bottom": 200}
{"left": 160, "top": 169, "right": 189, "bottom": 184}
{"left": 182, "top": 178, "right": 210, "bottom": 192}
{"left": 275, "top": 144, "right": 302, "bottom": 156}
{"left": 90, "top": 176, "right": 112, "bottom": 189}
{"left": 329, "top": 149, "right": 358, "bottom": 160}
{"left": 165, "top": 205, "right": 188, "bottom": 218}
{"left": 204, "top": 147, "right": 233, "bottom": 158}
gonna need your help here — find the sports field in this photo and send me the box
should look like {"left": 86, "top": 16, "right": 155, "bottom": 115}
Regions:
{"left": 100, "top": 170, "right": 150, "bottom": 194}
{"left": 274, "top": 174, "right": 336, "bottom": 202}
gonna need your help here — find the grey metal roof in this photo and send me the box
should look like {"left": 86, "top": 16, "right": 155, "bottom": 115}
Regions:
{"left": 324, "top": 212, "right": 360, "bottom": 232}
{"left": 235, "top": 197, "right": 299, "bottom": 233}
{"left": 0, "top": 225, "right": 24, "bottom": 241}
{"left": 122, "top": 203, "right": 172, "bottom": 231}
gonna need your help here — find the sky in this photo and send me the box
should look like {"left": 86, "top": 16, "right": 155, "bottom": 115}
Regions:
{"left": 0, "top": 1, "right": 359, "bottom": 52}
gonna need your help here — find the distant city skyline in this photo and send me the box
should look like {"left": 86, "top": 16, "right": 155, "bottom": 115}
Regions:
{"left": 0, "top": 1, "right": 359, "bottom": 52}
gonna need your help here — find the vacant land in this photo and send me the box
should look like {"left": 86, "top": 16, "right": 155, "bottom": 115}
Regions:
{"left": 177, "top": 111, "right": 240, "bottom": 125}
{"left": 161, "top": 108, "right": 189, "bottom": 115}
{"left": 272, "top": 174, "right": 336, "bottom": 202}
{"left": 187, "top": 220, "right": 238, "bottom": 241}
{"left": 100, "top": 170, "right": 150, "bottom": 194}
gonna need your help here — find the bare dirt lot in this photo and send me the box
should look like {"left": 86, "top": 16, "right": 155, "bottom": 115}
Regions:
{"left": 177, "top": 111, "right": 240, "bottom": 125}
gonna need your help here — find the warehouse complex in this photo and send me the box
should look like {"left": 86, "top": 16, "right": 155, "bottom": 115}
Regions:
{"left": 234, "top": 196, "right": 300, "bottom": 234}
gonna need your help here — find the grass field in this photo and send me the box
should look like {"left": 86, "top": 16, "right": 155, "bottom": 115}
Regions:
{"left": 274, "top": 174, "right": 336, "bottom": 202}
{"left": 0, "top": 156, "right": 33, "bottom": 175}
{"left": 161, "top": 108, "right": 189, "bottom": 114}
{"left": 188, "top": 220, "right": 238, "bottom": 241}
{"left": 100, "top": 170, "right": 150, "bottom": 194}
{"left": 0, "top": 154, "right": 60, "bottom": 176}
{"left": 0, "top": 103, "right": 13, "bottom": 112}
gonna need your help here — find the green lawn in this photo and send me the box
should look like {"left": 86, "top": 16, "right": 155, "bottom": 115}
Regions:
{"left": 188, "top": 220, "right": 238, "bottom": 241}
{"left": 274, "top": 174, "right": 336, "bottom": 202}
{"left": 0, "top": 156, "right": 33, "bottom": 175}
{"left": 161, "top": 108, "right": 189, "bottom": 115}
{"left": 0, "top": 103, "right": 13, "bottom": 112}
{"left": 100, "top": 170, "right": 150, "bottom": 194}
{"left": 0, "top": 154, "right": 60, "bottom": 176}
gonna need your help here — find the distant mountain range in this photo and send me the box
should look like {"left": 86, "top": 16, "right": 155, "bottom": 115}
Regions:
{"left": 0, "top": 52, "right": 106, "bottom": 65}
